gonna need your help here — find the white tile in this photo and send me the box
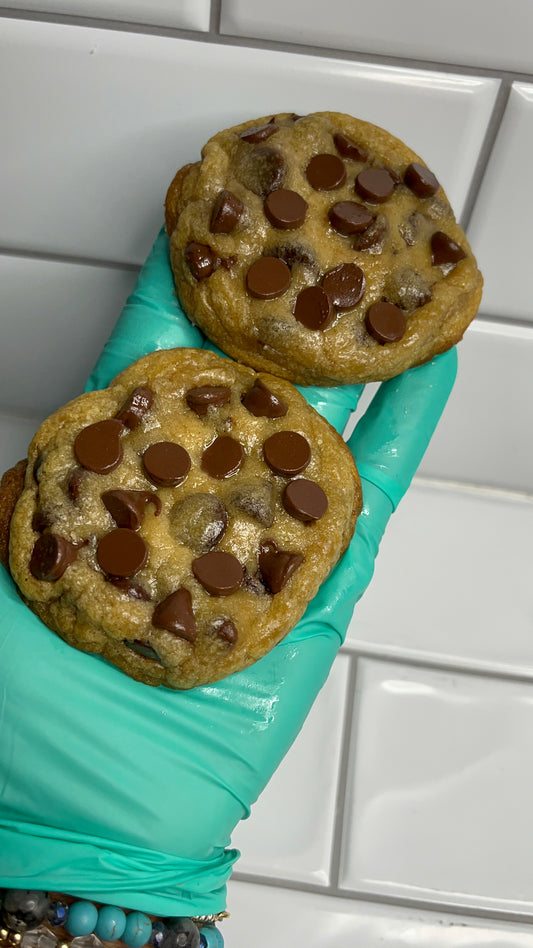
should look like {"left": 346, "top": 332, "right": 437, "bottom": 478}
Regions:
{"left": 0, "top": 254, "right": 138, "bottom": 416}
{"left": 232, "top": 653, "right": 350, "bottom": 885}
{"left": 340, "top": 659, "right": 533, "bottom": 914}
{"left": 225, "top": 879, "right": 533, "bottom": 947}
{"left": 0, "top": 20, "right": 497, "bottom": 264}
{"left": 468, "top": 83, "right": 533, "bottom": 324}
{"left": 0, "top": 1, "right": 211, "bottom": 31}
{"left": 347, "top": 480, "right": 533, "bottom": 675}
{"left": 221, "top": 0, "right": 533, "bottom": 74}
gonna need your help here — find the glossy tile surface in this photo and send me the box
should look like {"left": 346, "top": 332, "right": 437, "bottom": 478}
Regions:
{"left": 468, "top": 83, "right": 533, "bottom": 323}
{"left": 221, "top": 0, "right": 533, "bottom": 73}
{"left": 0, "top": 0, "right": 211, "bottom": 30}
{"left": 233, "top": 654, "right": 350, "bottom": 885}
{"left": 340, "top": 659, "right": 533, "bottom": 913}
{"left": 0, "top": 19, "right": 497, "bottom": 263}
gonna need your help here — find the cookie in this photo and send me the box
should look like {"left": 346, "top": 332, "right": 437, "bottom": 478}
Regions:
{"left": 6, "top": 348, "right": 361, "bottom": 689}
{"left": 165, "top": 111, "right": 482, "bottom": 386}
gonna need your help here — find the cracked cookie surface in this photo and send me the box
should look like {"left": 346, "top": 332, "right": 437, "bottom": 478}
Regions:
{"left": 7, "top": 348, "right": 361, "bottom": 689}
{"left": 166, "top": 111, "right": 482, "bottom": 386}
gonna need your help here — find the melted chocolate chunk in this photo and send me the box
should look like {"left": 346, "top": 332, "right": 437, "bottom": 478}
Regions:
{"left": 102, "top": 489, "right": 162, "bottom": 531}
{"left": 231, "top": 480, "right": 275, "bottom": 527}
{"left": 333, "top": 132, "right": 367, "bottom": 162}
{"left": 97, "top": 528, "right": 148, "bottom": 578}
{"left": 322, "top": 263, "right": 366, "bottom": 310}
{"left": 142, "top": 442, "right": 191, "bottom": 487}
{"left": 329, "top": 201, "right": 374, "bottom": 235}
{"left": 242, "top": 379, "right": 288, "bottom": 418}
{"left": 258, "top": 539, "right": 303, "bottom": 594}
{"left": 355, "top": 167, "right": 396, "bottom": 204}
{"left": 283, "top": 478, "right": 328, "bottom": 522}
{"left": 116, "top": 386, "right": 154, "bottom": 429}
{"left": 385, "top": 267, "right": 432, "bottom": 314}
{"left": 30, "top": 533, "right": 78, "bottom": 581}
{"left": 186, "top": 385, "right": 231, "bottom": 416}
{"left": 201, "top": 436, "right": 245, "bottom": 479}
{"left": 153, "top": 588, "right": 197, "bottom": 642}
{"left": 170, "top": 493, "right": 228, "bottom": 553}
{"left": 269, "top": 243, "right": 316, "bottom": 271}
{"left": 74, "top": 419, "right": 124, "bottom": 475}
{"left": 294, "top": 285, "right": 334, "bottom": 331}
{"left": 192, "top": 551, "right": 244, "bottom": 597}
{"left": 365, "top": 301, "right": 407, "bottom": 344}
{"left": 306, "top": 153, "right": 346, "bottom": 191}
{"left": 235, "top": 145, "right": 286, "bottom": 198}
{"left": 431, "top": 231, "right": 467, "bottom": 268}
{"left": 124, "top": 638, "right": 160, "bottom": 660}
{"left": 352, "top": 213, "right": 388, "bottom": 253}
{"left": 184, "top": 242, "right": 218, "bottom": 281}
{"left": 113, "top": 579, "right": 152, "bottom": 601}
{"left": 67, "top": 467, "right": 85, "bottom": 502}
{"left": 398, "top": 211, "right": 426, "bottom": 247}
{"left": 246, "top": 256, "right": 291, "bottom": 300}
{"left": 263, "top": 431, "right": 311, "bottom": 476}
{"left": 210, "top": 189, "right": 245, "bottom": 234}
{"left": 404, "top": 162, "right": 439, "bottom": 198}
{"left": 209, "top": 618, "right": 238, "bottom": 647}
{"left": 239, "top": 122, "right": 277, "bottom": 144}
{"left": 32, "top": 509, "right": 51, "bottom": 533}
{"left": 264, "top": 189, "right": 308, "bottom": 230}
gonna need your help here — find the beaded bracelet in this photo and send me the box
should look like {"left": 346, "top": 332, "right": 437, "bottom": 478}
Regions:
{"left": 0, "top": 891, "right": 226, "bottom": 948}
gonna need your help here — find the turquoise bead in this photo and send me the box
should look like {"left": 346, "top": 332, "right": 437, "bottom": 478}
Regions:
{"left": 199, "top": 927, "right": 224, "bottom": 948}
{"left": 65, "top": 901, "right": 98, "bottom": 937}
{"left": 95, "top": 905, "right": 127, "bottom": 941}
{"left": 122, "top": 911, "right": 153, "bottom": 948}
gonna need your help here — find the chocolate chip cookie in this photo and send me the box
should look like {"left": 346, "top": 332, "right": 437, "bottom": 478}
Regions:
{"left": 5, "top": 348, "right": 361, "bottom": 689}
{"left": 165, "top": 111, "right": 482, "bottom": 386}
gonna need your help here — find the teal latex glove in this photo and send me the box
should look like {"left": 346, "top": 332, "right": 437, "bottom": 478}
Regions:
{"left": 0, "top": 229, "right": 457, "bottom": 918}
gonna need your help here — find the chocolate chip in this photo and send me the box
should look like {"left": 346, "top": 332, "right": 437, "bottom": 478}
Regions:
{"left": 385, "top": 267, "right": 432, "bottom": 314}
{"left": 365, "top": 301, "right": 407, "bottom": 344}
{"left": 240, "top": 123, "right": 278, "bottom": 144}
{"left": 294, "top": 285, "right": 334, "bottom": 331}
{"left": 102, "top": 489, "right": 162, "bottom": 531}
{"left": 235, "top": 145, "right": 286, "bottom": 198}
{"left": 186, "top": 385, "right": 231, "bottom": 416}
{"left": 123, "top": 638, "right": 160, "bottom": 659}
{"left": 322, "top": 263, "right": 366, "bottom": 310}
{"left": 115, "top": 386, "right": 154, "bottom": 429}
{"left": 153, "top": 588, "right": 197, "bottom": 642}
{"left": 201, "top": 436, "right": 245, "bottom": 479}
{"left": 192, "top": 551, "right": 244, "bottom": 596}
{"left": 264, "top": 188, "right": 308, "bottom": 230}
{"left": 113, "top": 580, "right": 152, "bottom": 601}
{"left": 352, "top": 213, "right": 388, "bottom": 253}
{"left": 29, "top": 533, "right": 78, "bottom": 581}
{"left": 142, "top": 442, "right": 191, "bottom": 487}
{"left": 184, "top": 242, "right": 218, "bottom": 281}
{"left": 32, "top": 509, "right": 51, "bottom": 533}
{"left": 263, "top": 430, "right": 311, "bottom": 476}
{"left": 258, "top": 539, "right": 303, "bottom": 594}
{"left": 306, "top": 153, "right": 346, "bottom": 191}
{"left": 97, "top": 528, "right": 148, "bottom": 578}
{"left": 283, "top": 478, "right": 328, "bottom": 522}
{"left": 355, "top": 168, "right": 396, "bottom": 204}
{"left": 74, "top": 419, "right": 124, "bottom": 475}
{"left": 170, "top": 493, "right": 228, "bottom": 553}
{"left": 329, "top": 201, "right": 374, "bottom": 235}
{"left": 67, "top": 468, "right": 85, "bottom": 502}
{"left": 231, "top": 480, "right": 274, "bottom": 527}
{"left": 333, "top": 132, "right": 367, "bottom": 162}
{"left": 246, "top": 256, "right": 291, "bottom": 300}
{"left": 242, "top": 379, "right": 288, "bottom": 418}
{"left": 209, "top": 618, "right": 238, "bottom": 647}
{"left": 404, "top": 161, "right": 439, "bottom": 198}
{"left": 431, "top": 231, "right": 467, "bottom": 268}
{"left": 210, "top": 189, "right": 245, "bottom": 234}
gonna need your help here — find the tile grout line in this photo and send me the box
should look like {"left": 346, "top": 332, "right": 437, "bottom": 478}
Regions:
{"left": 327, "top": 652, "right": 359, "bottom": 890}
{"left": 460, "top": 78, "right": 513, "bottom": 231}
{"left": 209, "top": 0, "right": 221, "bottom": 34}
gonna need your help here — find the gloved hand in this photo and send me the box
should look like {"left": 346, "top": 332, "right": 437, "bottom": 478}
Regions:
{"left": 0, "top": 229, "right": 457, "bottom": 921}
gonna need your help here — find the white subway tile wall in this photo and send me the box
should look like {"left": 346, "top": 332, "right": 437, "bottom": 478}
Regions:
{"left": 1, "top": 4, "right": 531, "bottom": 946}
